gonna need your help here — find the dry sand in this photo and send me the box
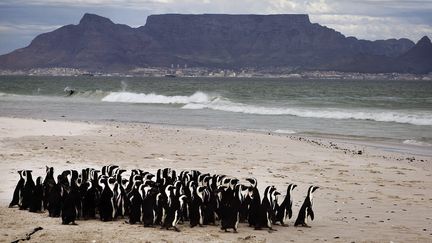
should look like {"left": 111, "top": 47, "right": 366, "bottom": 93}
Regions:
{"left": 0, "top": 117, "right": 431, "bottom": 242}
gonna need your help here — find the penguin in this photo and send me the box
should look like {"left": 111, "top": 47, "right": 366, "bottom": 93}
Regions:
{"left": 114, "top": 177, "right": 128, "bottom": 218}
{"left": 275, "top": 184, "right": 297, "bottom": 226}
{"left": 154, "top": 190, "right": 167, "bottom": 226}
{"left": 295, "top": 186, "right": 319, "bottom": 227}
{"left": 9, "top": 170, "right": 25, "bottom": 208}
{"left": 47, "top": 175, "right": 62, "bottom": 217}
{"left": 255, "top": 185, "right": 279, "bottom": 231}
{"left": 238, "top": 184, "right": 251, "bottom": 222}
{"left": 142, "top": 184, "right": 158, "bottom": 227}
{"left": 81, "top": 180, "right": 97, "bottom": 219}
{"left": 127, "top": 180, "right": 143, "bottom": 224}
{"left": 43, "top": 166, "right": 56, "bottom": 210}
{"left": 269, "top": 186, "right": 281, "bottom": 224}
{"left": 247, "top": 185, "right": 260, "bottom": 227}
{"left": 19, "top": 170, "right": 35, "bottom": 210}
{"left": 189, "top": 185, "right": 205, "bottom": 228}
{"left": 60, "top": 177, "right": 77, "bottom": 225}
{"left": 162, "top": 185, "right": 181, "bottom": 231}
{"left": 29, "top": 176, "right": 44, "bottom": 213}
{"left": 220, "top": 183, "right": 242, "bottom": 233}
{"left": 99, "top": 176, "right": 116, "bottom": 221}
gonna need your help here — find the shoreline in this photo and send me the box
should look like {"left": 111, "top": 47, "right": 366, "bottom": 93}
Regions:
{"left": 2, "top": 114, "right": 432, "bottom": 159}
{"left": 1, "top": 116, "right": 431, "bottom": 242}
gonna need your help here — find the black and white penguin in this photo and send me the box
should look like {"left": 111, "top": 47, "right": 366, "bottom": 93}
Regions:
{"left": 162, "top": 185, "right": 181, "bottom": 231}
{"left": 220, "top": 182, "right": 242, "bottom": 233}
{"left": 9, "top": 170, "right": 25, "bottom": 208}
{"left": 29, "top": 176, "right": 44, "bottom": 212}
{"left": 19, "top": 170, "right": 35, "bottom": 210}
{"left": 294, "top": 186, "right": 319, "bottom": 227}
{"left": 43, "top": 166, "right": 56, "bottom": 210}
{"left": 47, "top": 175, "right": 62, "bottom": 217}
{"left": 142, "top": 184, "right": 158, "bottom": 227}
{"left": 238, "top": 183, "right": 251, "bottom": 222}
{"left": 255, "top": 185, "right": 278, "bottom": 231}
{"left": 189, "top": 185, "right": 205, "bottom": 228}
{"left": 127, "top": 180, "right": 143, "bottom": 224}
{"left": 247, "top": 186, "right": 260, "bottom": 228}
{"left": 59, "top": 175, "right": 77, "bottom": 225}
{"left": 81, "top": 180, "right": 97, "bottom": 219}
{"left": 99, "top": 176, "right": 116, "bottom": 221}
{"left": 275, "top": 184, "right": 297, "bottom": 226}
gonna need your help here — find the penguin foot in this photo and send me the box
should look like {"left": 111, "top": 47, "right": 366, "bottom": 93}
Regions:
{"left": 299, "top": 223, "right": 310, "bottom": 228}
{"left": 173, "top": 227, "right": 181, "bottom": 232}
{"left": 233, "top": 229, "right": 238, "bottom": 233}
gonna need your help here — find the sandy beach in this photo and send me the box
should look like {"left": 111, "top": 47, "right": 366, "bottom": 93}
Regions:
{"left": 0, "top": 117, "right": 431, "bottom": 242}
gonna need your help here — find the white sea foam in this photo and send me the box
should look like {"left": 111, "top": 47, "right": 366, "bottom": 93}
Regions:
{"left": 101, "top": 91, "right": 432, "bottom": 126}
{"left": 183, "top": 98, "right": 432, "bottom": 126}
{"left": 101, "top": 91, "right": 210, "bottom": 104}
{"left": 402, "top": 139, "right": 432, "bottom": 146}
{"left": 274, "top": 129, "right": 297, "bottom": 134}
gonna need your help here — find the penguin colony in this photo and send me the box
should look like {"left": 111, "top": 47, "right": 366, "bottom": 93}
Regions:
{"left": 9, "top": 165, "right": 319, "bottom": 232}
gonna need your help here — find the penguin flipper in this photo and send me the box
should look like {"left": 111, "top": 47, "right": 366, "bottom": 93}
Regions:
{"left": 288, "top": 207, "right": 292, "bottom": 219}
{"left": 308, "top": 208, "right": 315, "bottom": 221}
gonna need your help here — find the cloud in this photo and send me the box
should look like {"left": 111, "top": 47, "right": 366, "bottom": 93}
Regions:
{"left": 312, "top": 14, "right": 432, "bottom": 41}
{"left": 0, "top": 0, "right": 431, "bottom": 54}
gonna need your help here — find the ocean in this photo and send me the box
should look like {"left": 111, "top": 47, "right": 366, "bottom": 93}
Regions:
{"left": 1, "top": 76, "right": 431, "bottom": 153}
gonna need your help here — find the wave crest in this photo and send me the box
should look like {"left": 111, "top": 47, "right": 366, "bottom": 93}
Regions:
{"left": 182, "top": 96, "right": 432, "bottom": 126}
{"left": 102, "top": 91, "right": 210, "bottom": 104}
{"left": 101, "top": 91, "right": 432, "bottom": 126}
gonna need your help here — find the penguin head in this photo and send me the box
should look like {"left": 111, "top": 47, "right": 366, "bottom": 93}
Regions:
{"left": 245, "top": 178, "right": 257, "bottom": 188}
{"left": 25, "top": 170, "right": 33, "bottom": 179}
{"left": 307, "top": 185, "right": 319, "bottom": 197}
{"left": 121, "top": 178, "right": 129, "bottom": 186}
{"left": 145, "top": 173, "right": 155, "bottom": 181}
{"left": 288, "top": 184, "right": 297, "bottom": 193}
{"left": 45, "top": 166, "right": 54, "bottom": 176}
{"left": 216, "top": 185, "right": 227, "bottom": 192}
{"left": 36, "top": 176, "right": 43, "bottom": 185}
{"left": 229, "top": 178, "right": 239, "bottom": 190}
{"left": 76, "top": 177, "right": 82, "bottom": 187}
{"left": 18, "top": 170, "right": 25, "bottom": 179}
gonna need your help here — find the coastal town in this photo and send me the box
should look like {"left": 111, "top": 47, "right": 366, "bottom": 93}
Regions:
{"left": 1, "top": 66, "right": 431, "bottom": 80}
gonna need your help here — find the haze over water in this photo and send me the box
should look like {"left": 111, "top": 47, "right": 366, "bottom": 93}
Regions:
{"left": 1, "top": 76, "right": 431, "bottom": 152}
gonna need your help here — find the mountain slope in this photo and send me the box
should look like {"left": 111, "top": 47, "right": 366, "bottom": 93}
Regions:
{"left": 0, "top": 13, "right": 428, "bottom": 73}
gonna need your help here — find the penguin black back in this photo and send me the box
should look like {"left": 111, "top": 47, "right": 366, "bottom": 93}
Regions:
{"left": 294, "top": 186, "right": 319, "bottom": 227}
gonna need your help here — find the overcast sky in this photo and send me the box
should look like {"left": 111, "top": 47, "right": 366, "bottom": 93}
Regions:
{"left": 0, "top": 0, "right": 431, "bottom": 54}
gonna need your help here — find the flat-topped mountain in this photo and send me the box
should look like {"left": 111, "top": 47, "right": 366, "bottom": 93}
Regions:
{"left": 0, "top": 13, "right": 430, "bottom": 73}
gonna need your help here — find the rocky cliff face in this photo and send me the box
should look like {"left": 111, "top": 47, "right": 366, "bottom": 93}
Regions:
{"left": 0, "top": 13, "right": 429, "bottom": 73}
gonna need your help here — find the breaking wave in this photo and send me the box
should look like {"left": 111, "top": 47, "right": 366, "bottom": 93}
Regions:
{"left": 101, "top": 91, "right": 432, "bottom": 126}
{"left": 102, "top": 91, "right": 210, "bottom": 104}
{"left": 402, "top": 139, "right": 432, "bottom": 146}
{"left": 274, "top": 129, "right": 297, "bottom": 134}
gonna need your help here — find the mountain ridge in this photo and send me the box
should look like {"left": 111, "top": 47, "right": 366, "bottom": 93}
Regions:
{"left": 0, "top": 13, "right": 430, "bottom": 74}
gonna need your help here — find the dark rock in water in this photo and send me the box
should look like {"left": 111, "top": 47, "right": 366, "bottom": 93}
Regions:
{"left": 0, "top": 13, "right": 430, "bottom": 73}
